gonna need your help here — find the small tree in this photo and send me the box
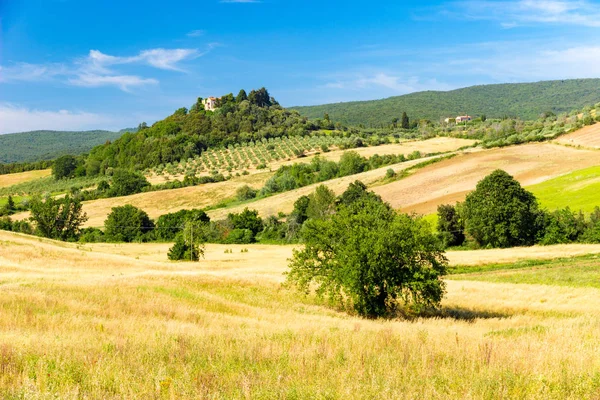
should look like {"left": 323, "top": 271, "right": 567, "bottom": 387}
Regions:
{"left": 29, "top": 195, "right": 88, "bottom": 241}
{"left": 306, "top": 185, "right": 336, "bottom": 220}
{"left": 462, "top": 170, "right": 541, "bottom": 248}
{"left": 437, "top": 204, "right": 465, "bottom": 248}
{"left": 168, "top": 222, "right": 205, "bottom": 261}
{"left": 287, "top": 195, "right": 447, "bottom": 317}
{"left": 52, "top": 155, "right": 78, "bottom": 180}
{"left": 104, "top": 205, "right": 154, "bottom": 242}
{"left": 401, "top": 112, "right": 410, "bottom": 129}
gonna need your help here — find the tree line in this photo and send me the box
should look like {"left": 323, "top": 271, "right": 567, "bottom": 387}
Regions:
{"left": 437, "top": 169, "right": 600, "bottom": 249}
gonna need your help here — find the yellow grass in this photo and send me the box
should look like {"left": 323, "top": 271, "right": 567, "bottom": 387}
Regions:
{"left": 0, "top": 169, "right": 51, "bottom": 188}
{"left": 2, "top": 230, "right": 600, "bottom": 398}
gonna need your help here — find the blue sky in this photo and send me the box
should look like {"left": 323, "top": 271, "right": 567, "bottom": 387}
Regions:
{"left": 1, "top": 0, "right": 600, "bottom": 133}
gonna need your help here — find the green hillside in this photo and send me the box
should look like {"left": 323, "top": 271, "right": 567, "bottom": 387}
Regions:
{"left": 0, "top": 129, "right": 130, "bottom": 164}
{"left": 292, "top": 79, "right": 600, "bottom": 126}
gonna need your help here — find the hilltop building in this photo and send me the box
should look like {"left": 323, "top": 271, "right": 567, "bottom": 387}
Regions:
{"left": 202, "top": 97, "right": 218, "bottom": 111}
{"left": 455, "top": 115, "right": 472, "bottom": 123}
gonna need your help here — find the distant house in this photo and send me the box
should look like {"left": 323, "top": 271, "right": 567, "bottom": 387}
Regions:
{"left": 444, "top": 117, "right": 452, "bottom": 124}
{"left": 455, "top": 115, "right": 472, "bottom": 123}
{"left": 202, "top": 97, "right": 218, "bottom": 111}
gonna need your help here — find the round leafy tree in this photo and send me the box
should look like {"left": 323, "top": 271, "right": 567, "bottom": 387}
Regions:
{"left": 104, "top": 205, "right": 154, "bottom": 242}
{"left": 52, "top": 155, "right": 78, "bottom": 180}
{"left": 287, "top": 195, "right": 447, "bottom": 317}
{"left": 462, "top": 169, "right": 541, "bottom": 248}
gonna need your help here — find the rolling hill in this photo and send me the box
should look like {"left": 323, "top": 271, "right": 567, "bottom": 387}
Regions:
{"left": 0, "top": 129, "right": 132, "bottom": 164}
{"left": 291, "top": 79, "right": 600, "bottom": 126}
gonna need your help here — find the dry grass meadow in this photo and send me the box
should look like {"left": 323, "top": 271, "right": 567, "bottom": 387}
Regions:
{"left": 0, "top": 169, "right": 51, "bottom": 189}
{"left": 2, "top": 229, "right": 600, "bottom": 398}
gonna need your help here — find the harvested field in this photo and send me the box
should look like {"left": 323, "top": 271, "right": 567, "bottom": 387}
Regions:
{"left": 555, "top": 122, "right": 600, "bottom": 148}
{"left": 0, "top": 169, "right": 51, "bottom": 188}
{"left": 372, "top": 143, "right": 600, "bottom": 215}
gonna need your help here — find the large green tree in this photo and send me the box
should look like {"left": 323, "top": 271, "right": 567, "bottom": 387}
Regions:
{"left": 104, "top": 205, "right": 155, "bottom": 242}
{"left": 287, "top": 194, "right": 447, "bottom": 317}
{"left": 109, "top": 169, "right": 150, "bottom": 197}
{"left": 52, "top": 155, "right": 78, "bottom": 180}
{"left": 29, "top": 195, "right": 88, "bottom": 241}
{"left": 462, "top": 170, "right": 541, "bottom": 248}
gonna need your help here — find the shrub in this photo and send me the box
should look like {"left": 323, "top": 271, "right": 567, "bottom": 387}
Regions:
{"left": 385, "top": 168, "right": 396, "bottom": 179}
{"left": 287, "top": 194, "right": 447, "bottom": 317}
{"left": 109, "top": 169, "right": 150, "bottom": 197}
{"left": 104, "top": 205, "right": 154, "bottom": 242}
{"left": 462, "top": 170, "right": 541, "bottom": 248}
{"left": 227, "top": 208, "right": 263, "bottom": 238}
{"left": 236, "top": 185, "right": 258, "bottom": 201}
{"left": 225, "top": 228, "right": 254, "bottom": 244}
{"left": 79, "top": 227, "right": 106, "bottom": 243}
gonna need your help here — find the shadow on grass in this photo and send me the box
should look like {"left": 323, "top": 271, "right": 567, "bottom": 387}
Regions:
{"left": 395, "top": 306, "right": 510, "bottom": 323}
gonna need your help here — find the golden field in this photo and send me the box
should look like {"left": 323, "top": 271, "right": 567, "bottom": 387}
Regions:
{"left": 0, "top": 169, "right": 51, "bottom": 189}
{"left": 2, "top": 230, "right": 600, "bottom": 398}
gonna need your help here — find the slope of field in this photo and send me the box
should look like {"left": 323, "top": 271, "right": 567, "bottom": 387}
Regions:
{"left": 292, "top": 79, "right": 600, "bottom": 125}
{"left": 529, "top": 165, "right": 600, "bottom": 213}
{"left": 0, "top": 168, "right": 51, "bottom": 188}
{"left": 2, "top": 230, "right": 600, "bottom": 398}
{"left": 0, "top": 130, "right": 128, "bottom": 163}
{"left": 554, "top": 121, "right": 600, "bottom": 148}
{"left": 373, "top": 143, "right": 600, "bottom": 215}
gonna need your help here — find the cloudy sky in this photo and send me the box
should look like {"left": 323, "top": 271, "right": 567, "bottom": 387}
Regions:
{"left": 1, "top": 0, "right": 600, "bottom": 133}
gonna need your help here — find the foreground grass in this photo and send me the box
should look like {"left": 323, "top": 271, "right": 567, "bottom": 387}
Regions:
{"left": 2, "top": 231, "right": 600, "bottom": 398}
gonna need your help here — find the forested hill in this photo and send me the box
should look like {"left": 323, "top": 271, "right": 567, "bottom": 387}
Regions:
{"left": 84, "top": 88, "right": 326, "bottom": 175}
{"left": 291, "top": 79, "right": 600, "bottom": 126}
{"left": 0, "top": 129, "right": 131, "bottom": 164}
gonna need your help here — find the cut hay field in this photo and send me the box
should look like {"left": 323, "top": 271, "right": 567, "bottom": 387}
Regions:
{"left": 554, "top": 121, "right": 600, "bottom": 148}
{"left": 0, "top": 169, "right": 51, "bottom": 188}
{"left": 2, "top": 230, "right": 600, "bottom": 398}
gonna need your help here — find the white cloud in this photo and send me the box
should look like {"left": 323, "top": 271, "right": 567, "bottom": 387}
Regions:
{"left": 0, "top": 63, "right": 67, "bottom": 82}
{"left": 68, "top": 74, "right": 158, "bottom": 92}
{"left": 324, "top": 73, "right": 453, "bottom": 94}
{"left": 187, "top": 29, "right": 205, "bottom": 37}
{"left": 444, "top": 44, "right": 600, "bottom": 81}
{"left": 0, "top": 103, "right": 119, "bottom": 134}
{"left": 1, "top": 46, "right": 208, "bottom": 92}
{"left": 443, "top": 0, "right": 600, "bottom": 27}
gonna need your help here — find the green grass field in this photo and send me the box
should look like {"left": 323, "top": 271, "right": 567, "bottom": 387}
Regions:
{"left": 449, "top": 254, "right": 600, "bottom": 288}
{"left": 529, "top": 165, "right": 600, "bottom": 213}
